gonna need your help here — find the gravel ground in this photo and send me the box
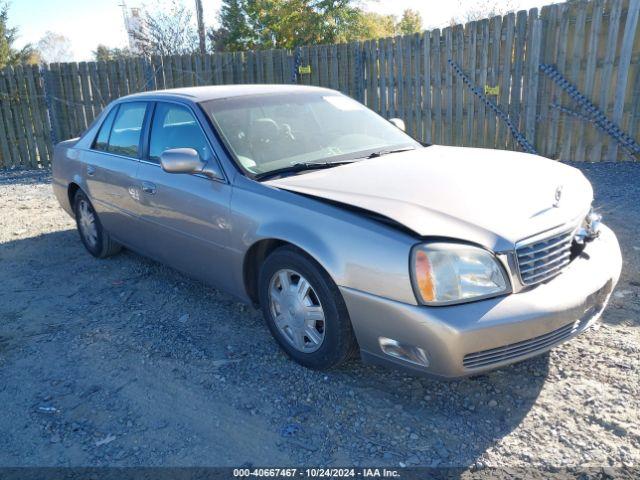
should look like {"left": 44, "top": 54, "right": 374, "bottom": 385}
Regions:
{"left": 0, "top": 163, "right": 638, "bottom": 470}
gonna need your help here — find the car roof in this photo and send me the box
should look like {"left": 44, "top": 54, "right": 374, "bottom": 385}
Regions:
{"left": 120, "top": 84, "right": 337, "bottom": 103}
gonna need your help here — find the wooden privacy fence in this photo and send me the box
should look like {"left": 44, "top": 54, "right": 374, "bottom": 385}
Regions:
{"left": 0, "top": 0, "right": 639, "bottom": 169}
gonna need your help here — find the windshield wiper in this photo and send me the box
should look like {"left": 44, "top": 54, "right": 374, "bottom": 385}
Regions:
{"left": 356, "top": 146, "right": 418, "bottom": 160}
{"left": 255, "top": 160, "right": 355, "bottom": 181}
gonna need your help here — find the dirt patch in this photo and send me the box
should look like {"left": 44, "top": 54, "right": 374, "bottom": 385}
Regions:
{"left": 0, "top": 164, "right": 638, "bottom": 468}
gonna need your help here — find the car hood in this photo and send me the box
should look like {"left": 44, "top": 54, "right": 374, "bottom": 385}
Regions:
{"left": 265, "top": 146, "right": 593, "bottom": 251}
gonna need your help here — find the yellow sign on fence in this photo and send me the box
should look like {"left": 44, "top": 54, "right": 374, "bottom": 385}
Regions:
{"left": 298, "top": 65, "right": 312, "bottom": 75}
{"left": 484, "top": 85, "right": 500, "bottom": 96}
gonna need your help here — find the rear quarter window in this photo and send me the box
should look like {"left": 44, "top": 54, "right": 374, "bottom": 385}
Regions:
{"left": 93, "top": 107, "right": 118, "bottom": 152}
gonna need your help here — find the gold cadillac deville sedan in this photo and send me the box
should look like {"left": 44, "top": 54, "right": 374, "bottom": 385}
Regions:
{"left": 52, "top": 85, "right": 622, "bottom": 378}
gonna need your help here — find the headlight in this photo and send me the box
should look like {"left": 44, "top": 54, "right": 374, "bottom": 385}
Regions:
{"left": 410, "top": 243, "right": 510, "bottom": 305}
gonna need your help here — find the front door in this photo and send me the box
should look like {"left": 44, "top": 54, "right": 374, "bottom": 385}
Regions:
{"left": 132, "top": 101, "right": 234, "bottom": 288}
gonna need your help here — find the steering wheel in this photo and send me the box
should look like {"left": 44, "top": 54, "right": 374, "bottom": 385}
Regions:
{"left": 280, "top": 123, "right": 295, "bottom": 141}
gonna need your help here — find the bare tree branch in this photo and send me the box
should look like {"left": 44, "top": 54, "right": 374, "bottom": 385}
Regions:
{"left": 131, "top": 1, "right": 198, "bottom": 57}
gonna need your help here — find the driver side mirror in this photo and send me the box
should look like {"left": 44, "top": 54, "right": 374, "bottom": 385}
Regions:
{"left": 159, "top": 148, "right": 223, "bottom": 180}
{"left": 389, "top": 118, "right": 406, "bottom": 132}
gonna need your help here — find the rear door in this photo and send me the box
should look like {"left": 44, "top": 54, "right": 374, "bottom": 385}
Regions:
{"left": 132, "top": 101, "right": 234, "bottom": 288}
{"left": 84, "top": 101, "right": 149, "bottom": 245}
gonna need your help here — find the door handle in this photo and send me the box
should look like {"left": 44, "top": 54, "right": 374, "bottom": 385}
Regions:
{"left": 141, "top": 181, "right": 157, "bottom": 195}
{"left": 86, "top": 165, "right": 96, "bottom": 176}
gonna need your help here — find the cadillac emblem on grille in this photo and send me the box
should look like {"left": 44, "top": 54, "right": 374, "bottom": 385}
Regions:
{"left": 553, "top": 185, "right": 563, "bottom": 208}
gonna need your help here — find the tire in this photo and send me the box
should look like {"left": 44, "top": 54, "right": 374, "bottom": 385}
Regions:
{"left": 258, "top": 246, "right": 358, "bottom": 370}
{"left": 73, "top": 190, "right": 122, "bottom": 258}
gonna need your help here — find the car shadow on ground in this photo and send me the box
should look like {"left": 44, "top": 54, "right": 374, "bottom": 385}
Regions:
{"left": 0, "top": 228, "right": 552, "bottom": 467}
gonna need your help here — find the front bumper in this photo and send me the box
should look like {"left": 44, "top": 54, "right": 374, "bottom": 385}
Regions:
{"left": 341, "top": 224, "right": 622, "bottom": 378}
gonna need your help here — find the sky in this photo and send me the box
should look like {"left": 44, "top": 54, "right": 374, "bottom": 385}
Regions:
{"left": 11, "top": 0, "right": 562, "bottom": 62}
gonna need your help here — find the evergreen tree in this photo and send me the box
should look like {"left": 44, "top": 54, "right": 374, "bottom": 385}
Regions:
{"left": 209, "top": 0, "right": 255, "bottom": 51}
{"left": 0, "top": 2, "right": 36, "bottom": 68}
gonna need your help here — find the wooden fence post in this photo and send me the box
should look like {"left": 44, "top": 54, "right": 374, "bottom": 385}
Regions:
{"left": 355, "top": 42, "right": 365, "bottom": 104}
{"left": 608, "top": 0, "right": 639, "bottom": 160}
{"left": 42, "top": 65, "right": 59, "bottom": 147}
{"left": 524, "top": 10, "right": 542, "bottom": 150}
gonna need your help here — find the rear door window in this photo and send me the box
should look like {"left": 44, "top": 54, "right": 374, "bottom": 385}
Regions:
{"left": 106, "top": 102, "right": 148, "bottom": 158}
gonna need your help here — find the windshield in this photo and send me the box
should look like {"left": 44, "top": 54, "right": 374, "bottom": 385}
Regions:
{"left": 201, "top": 92, "right": 420, "bottom": 176}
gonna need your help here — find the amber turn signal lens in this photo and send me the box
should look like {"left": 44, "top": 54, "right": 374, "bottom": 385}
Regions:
{"left": 415, "top": 250, "right": 435, "bottom": 302}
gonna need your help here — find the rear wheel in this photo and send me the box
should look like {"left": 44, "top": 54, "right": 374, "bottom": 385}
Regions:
{"left": 73, "top": 190, "right": 121, "bottom": 258}
{"left": 258, "top": 246, "right": 358, "bottom": 369}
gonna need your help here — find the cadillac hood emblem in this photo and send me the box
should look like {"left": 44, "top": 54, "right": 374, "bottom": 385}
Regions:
{"left": 553, "top": 185, "right": 563, "bottom": 208}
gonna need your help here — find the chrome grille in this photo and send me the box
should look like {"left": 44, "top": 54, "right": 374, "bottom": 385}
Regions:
{"left": 516, "top": 226, "right": 577, "bottom": 285}
{"left": 463, "top": 321, "right": 579, "bottom": 369}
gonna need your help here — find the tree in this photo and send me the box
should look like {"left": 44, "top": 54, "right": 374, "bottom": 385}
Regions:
{"left": 209, "top": 0, "right": 254, "bottom": 51}
{"left": 397, "top": 9, "right": 422, "bottom": 35}
{"left": 132, "top": 0, "right": 198, "bottom": 56}
{"left": 312, "top": 0, "right": 363, "bottom": 45}
{"left": 37, "top": 31, "right": 73, "bottom": 64}
{"left": 24, "top": 49, "right": 41, "bottom": 65}
{"left": 194, "top": 0, "right": 206, "bottom": 54}
{"left": 93, "top": 45, "right": 133, "bottom": 62}
{"left": 352, "top": 11, "right": 396, "bottom": 40}
{"left": 209, "top": 1, "right": 429, "bottom": 52}
{"left": 209, "top": 0, "right": 362, "bottom": 51}
{"left": 0, "top": 1, "right": 36, "bottom": 68}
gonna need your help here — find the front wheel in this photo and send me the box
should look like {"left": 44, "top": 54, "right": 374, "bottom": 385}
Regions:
{"left": 258, "top": 246, "right": 358, "bottom": 370}
{"left": 73, "top": 190, "right": 122, "bottom": 258}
